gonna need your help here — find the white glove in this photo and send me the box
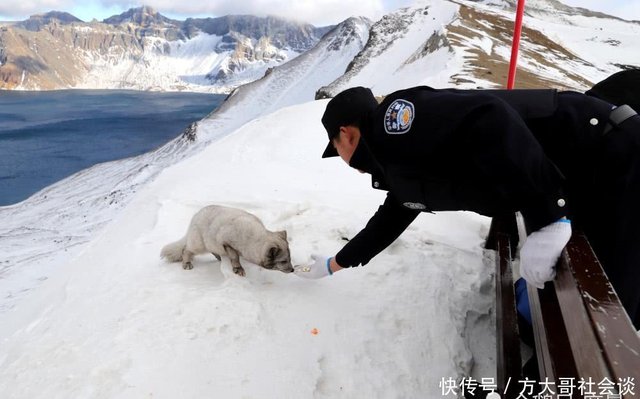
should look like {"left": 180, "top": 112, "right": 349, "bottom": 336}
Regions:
{"left": 520, "top": 218, "right": 572, "bottom": 289}
{"left": 294, "top": 254, "right": 333, "bottom": 279}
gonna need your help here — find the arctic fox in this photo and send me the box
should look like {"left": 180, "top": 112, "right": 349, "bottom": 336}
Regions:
{"left": 161, "top": 205, "right": 294, "bottom": 276}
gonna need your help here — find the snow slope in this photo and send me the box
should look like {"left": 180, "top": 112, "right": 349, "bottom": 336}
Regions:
{"left": 216, "top": 17, "right": 371, "bottom": 119}
{"left": 0, "top": 16, "right": 370, "bottom": 316}
{"left": 0, "top": 99, "right": 495, "bottom": 398}
{"left": 454, "top": 0, "right": 640, "bottom": 88}
{"left": 322, "top": 2, "right": 462, "bottom": 95}
{"left": 2, "top": 0, "right": 638, "bottom": 396}
{"left": 321, "top": 0, "right": 640, "bottom": 96}
{"left": 520, "top": 1, "right": 640, "bottom": 82}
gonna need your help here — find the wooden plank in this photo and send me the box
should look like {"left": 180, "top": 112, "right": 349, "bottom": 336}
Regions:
{"left": 491, "top": 214, "right": 640, "bottom": 399}
{"left": 528, "top": 281, "right": 580, "bottom": 384}
{"left": 495, "top": 231, "right": 522, "bottom": 399}
{"left": 561, "top": 233, "right": 640, "bottom": 390}
{"left": 485, "top": 214, "right": 518, "bottom": 252}
{"left": 553, "top": 247, "right": 611, "bottom": 383}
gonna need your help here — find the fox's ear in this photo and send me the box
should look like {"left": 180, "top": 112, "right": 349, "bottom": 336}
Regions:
{"left": 276, "top": 230, "right": 287, "bottom": 240}
{"left": 268, "top": 246, "right": 281, "bottom": 260}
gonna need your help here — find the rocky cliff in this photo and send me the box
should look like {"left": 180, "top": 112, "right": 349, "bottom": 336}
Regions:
{"left": 0, "top": 7, "right": 331, "bottom": 91}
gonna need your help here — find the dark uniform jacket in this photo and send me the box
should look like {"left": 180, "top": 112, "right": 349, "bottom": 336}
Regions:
{"left": 335, "top": 86, "right": 614, "bottom": 268}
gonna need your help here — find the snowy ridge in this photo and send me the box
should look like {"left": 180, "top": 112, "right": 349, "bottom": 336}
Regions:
{"left": 215, "top": 17, "right": 371, "bottom": 119}
{"left": 319, "top": 0, "right": 640, "bottom": 95}
{"left": 449, "top": 0, "right": 640, "bottom": 89}
{"left": 319, "top": 2, "right": 462, "bottom": 97}
{"left": 0, "top": 99, "right": 495, "bottom": 398}
{"left": 0, "top": 16, "right": 370, "bottom": 315}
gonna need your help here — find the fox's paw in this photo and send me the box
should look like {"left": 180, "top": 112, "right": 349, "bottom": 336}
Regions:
{"left": 183, "top": 262, "right": 194, "bottom": 270}
{"left": 233, "top": 266, "right": 246, "bottom": 277}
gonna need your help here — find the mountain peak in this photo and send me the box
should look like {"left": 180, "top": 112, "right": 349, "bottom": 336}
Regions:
{"left": 16, "top": 11, "right": 82, "bottom": 31}
{"left": 33, "top": 11, "right": 82, "bottom": 22}
{"left": 102, "top": 6, "right": 177, "bottom": 26}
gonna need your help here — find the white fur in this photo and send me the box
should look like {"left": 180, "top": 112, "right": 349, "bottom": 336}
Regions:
{"left": 161, "top": 205, "right": 292, "bottom": 275}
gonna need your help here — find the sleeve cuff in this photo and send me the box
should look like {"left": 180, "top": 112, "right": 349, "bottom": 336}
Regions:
{"left": 521, "top": 195, "right": 568, "bottom": 232}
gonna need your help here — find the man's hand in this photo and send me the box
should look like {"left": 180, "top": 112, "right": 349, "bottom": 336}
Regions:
{"left": 294, "top": 254, "right": 335, "bottom": 279}
{"left": 520, "top": 218, "right": 572, "bottom": 289}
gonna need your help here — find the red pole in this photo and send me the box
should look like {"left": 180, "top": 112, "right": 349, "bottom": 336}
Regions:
{"left": 507, "top": 0, "right": 526, "bottom": 89}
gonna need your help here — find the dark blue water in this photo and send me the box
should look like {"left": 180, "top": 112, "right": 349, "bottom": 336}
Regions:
{"left": 0, "top": 90, "right": 225, "bottom": 206}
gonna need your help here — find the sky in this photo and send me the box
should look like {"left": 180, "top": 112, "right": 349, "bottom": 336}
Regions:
{"left": 0, "top": 0, "right": 412, "bottom": 25}
{"left": 0, "top": 0, "right": 639, "bottom": 26}
{"left": 561, "top": 0, "right": 640, "bottom": 21}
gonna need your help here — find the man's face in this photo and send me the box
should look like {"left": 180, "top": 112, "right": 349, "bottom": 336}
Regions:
{"left": 332, "top": 126, "right": 360, "bottom": 165}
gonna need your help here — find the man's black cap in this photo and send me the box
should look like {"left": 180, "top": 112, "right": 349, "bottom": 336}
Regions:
{"left": 321, "top": 86, "right": 378, "bottom": 158}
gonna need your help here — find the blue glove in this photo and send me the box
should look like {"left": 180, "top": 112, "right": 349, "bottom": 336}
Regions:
{"left": 520, "top": 218, "right": 572, "bottom": 289}
{"left": 294, "top": 254, "right": 333, "bottom": 279}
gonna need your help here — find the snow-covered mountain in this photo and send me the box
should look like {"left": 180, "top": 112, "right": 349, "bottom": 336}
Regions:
{"left": 0, "top": 7, "right": 331, "bottom": 92}
{"left": 1, "top": 0, "right": 639, "bottom": 397}
{"left": 0, "top": 13, "right": 371, "bottom": 316}
{"left": 318, "top": 0, "right": 639, "bottom": 97}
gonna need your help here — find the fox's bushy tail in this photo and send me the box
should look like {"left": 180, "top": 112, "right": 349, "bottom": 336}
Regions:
{"left": 160, "top": 237, "right": 186, "bottom": 262}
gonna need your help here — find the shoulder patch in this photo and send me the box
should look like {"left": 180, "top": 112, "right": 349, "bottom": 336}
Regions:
{"left": 384, "top": 99, "right": 415, "bottom": 134}
{"left": 403, "top": 202, "right": 427, "bottom": 211}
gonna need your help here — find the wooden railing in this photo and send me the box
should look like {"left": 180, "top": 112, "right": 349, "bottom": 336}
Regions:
{"left": 487, "top": 213, "right": 640, "bottom": 399}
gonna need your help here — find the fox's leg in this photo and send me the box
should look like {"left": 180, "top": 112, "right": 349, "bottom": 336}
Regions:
{"left": 223, "top": 245, "right": 245, "bottom": 277}
{"left": 182, "top": 249, "right": 195, "bottom": 270}
{"left": 211, "top": 253, "right": 222, "bottom": 261}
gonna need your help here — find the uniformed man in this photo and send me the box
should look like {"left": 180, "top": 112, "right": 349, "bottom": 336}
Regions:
{"left": 293, "top": 85, "right": 640, "bottom": 329}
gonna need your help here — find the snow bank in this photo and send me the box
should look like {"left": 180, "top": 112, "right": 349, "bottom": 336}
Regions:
{"left": 0, "top": 100, "right": 495, "bottom": 398}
